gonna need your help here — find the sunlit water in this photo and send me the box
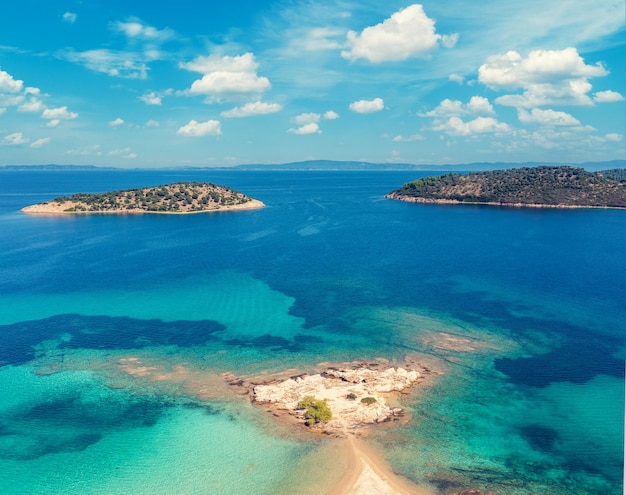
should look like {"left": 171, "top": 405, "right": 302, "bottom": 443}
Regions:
{"left": 0, "top": 170, "right": 623, "bottom": 494}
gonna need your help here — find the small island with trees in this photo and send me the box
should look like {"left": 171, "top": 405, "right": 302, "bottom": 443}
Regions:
{"left": 386, "top": 166, "right": 626, "bottom": 209}
{"left": 21, "top": 182, "right": 265, "bottom": 215}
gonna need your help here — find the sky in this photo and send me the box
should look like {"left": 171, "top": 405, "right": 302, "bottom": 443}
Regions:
{"left": 0, "top": 0, "right": 624, "bottom": 168}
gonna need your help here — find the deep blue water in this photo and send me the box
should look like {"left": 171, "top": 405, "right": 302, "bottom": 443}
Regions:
{"left": 0, "top": 169, "right": 624, "bottom": 494}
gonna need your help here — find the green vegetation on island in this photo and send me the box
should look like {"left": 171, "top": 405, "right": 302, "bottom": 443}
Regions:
{"left": 387, "top": 166, "right": 626, "bottom": 208}
{"left": 22, "top": 182, "right": 264, "bottom": 214}
{"left": 297, "top": 395, "right": 333, "bottom": 426}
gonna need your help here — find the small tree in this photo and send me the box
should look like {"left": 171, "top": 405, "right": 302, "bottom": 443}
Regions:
{"left": 298, "top": 395, "right": 332, "bottom": 426}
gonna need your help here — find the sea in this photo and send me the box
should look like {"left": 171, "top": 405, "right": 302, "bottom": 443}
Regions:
{"left": 0, "top": 169, "right": 623, "bottom": 495}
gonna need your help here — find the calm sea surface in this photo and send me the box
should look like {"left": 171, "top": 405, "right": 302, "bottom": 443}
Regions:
{"left": 0, "top": 170, "right": 624, "bottom": 494}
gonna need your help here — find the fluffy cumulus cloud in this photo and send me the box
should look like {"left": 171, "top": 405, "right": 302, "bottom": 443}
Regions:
{"left": 177, "top": 119, "right": 222, "bottom": 137}
{"left": 518, "top": 108, "right": 581, "bottom": 126}
{"left": 140, "top": 92, "right": 162, "bottom": 105}
{"left": 0, "top": 69, "right": 24, "bottom": 93}
{"left": 349, "top": 97, "right": 384, "bottom": 113}
{"left": 42, "top": 106, "right": 78, "bottom": 121}
{"left": 420, "top": 96, "right": 495, "bottom": 118}
{"left": 287, "top": 111, "right": 339, "bottom": 134}
{"left": 182, "top": 53, "right": 271, "bottom": 102}
{"left": 593, "top": 90, "right": 624, "bottom": 103}
{"left": 342, "top": 4, "right": 457, "bottom": 63}
{"left": 478, "top": 47, "right": 608, "bottom": 107}
{"left": 18, "top": 97, "right": 44, "bottom": 112}
{"left": 221, "top": 101, "right": 283, "bottom": 118}
{"left": 433, "top": 116, "right": 510, "bottom": 136}
{"left": 421, "top": 96, "right": 509, "bottom": 136}
{"left": 288, "top": 122, "right": 321, "bottom": 135}
{"left": 109, "top": 118, "right": 125, "bottom": 127}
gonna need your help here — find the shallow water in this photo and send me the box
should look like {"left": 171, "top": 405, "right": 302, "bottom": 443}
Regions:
{"left": 0, "top": 170, "right": 623, "bottom": 494}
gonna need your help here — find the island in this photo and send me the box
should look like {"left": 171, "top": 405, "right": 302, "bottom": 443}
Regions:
{"left": 20, "top": 182, "right": 265, "bottom": 214}
{"left": 386, "top": 166, "right": 626, "bottom": 208}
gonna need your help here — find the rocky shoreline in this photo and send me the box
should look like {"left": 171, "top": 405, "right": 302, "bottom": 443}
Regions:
{"left": 224, "top": 360, "right": 434, "bottom": 437}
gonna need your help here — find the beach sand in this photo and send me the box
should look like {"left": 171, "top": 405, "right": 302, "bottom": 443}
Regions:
{"left": 334, "top": 437, "right": 434, "bottom": 495}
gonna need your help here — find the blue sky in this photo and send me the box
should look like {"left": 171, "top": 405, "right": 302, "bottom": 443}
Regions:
{"left": 0, "top": 0, "right": 624, "bottom": 168}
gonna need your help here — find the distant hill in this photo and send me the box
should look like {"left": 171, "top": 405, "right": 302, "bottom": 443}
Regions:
{"left": 233, "top": 159, "right": 626, "bottom": 172}
{"left": 3, "top": 159, "right": 625, "bottom": 172}
{"left": 386, "top": 166, "right": 626, "bottom": 208}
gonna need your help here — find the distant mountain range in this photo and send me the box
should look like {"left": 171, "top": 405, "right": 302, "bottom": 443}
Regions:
{"left": 2, "top": 160, "right": 625, "bottom": 172}
{"left": 233, "top": 159, "right": 626, "bottom": 172}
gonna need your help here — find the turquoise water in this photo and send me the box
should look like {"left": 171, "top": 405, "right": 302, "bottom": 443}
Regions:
{"left": 0, "top": 170, "right": 624, "bottom": 494}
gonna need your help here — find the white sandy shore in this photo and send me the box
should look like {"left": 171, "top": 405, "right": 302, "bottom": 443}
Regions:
{"left": 334, "top": 437, "right": 434, "bottom": 495}
{"left": 20, "top": 199, "right": 265, "bottom": 215}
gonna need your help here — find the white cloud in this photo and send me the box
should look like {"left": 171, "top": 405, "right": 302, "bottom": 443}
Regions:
{"left": 478, "top": 47, "right": 608, "bottom": 107}
{"left": 112, "top": 19, "right": 174, "bottom": 41}
{"left": 349, "top": 97, "right": 384, "bottom": 113}
{"left": 518, "top": 108, "right": 581, "bottom": 126}
{"left": 449, "top": 73, "right": 464, "bottom": 84}
{"left": 420, "top": 96, "right": 495, "bottom": 118}
{"left": 221, "top": 101, "right": 283, "bottom": 118}
{"left": 392, "top": 134, "right": 425, "bottom": 142}
{"left": 433, "top": 116, "right": 510, "bottom": 136}
{"left": 63, "top": 12, "right": 77, "bottom": 23}
{"left": 0, "top": 69, "right": 23, "bottom": 93}
{"left": 109, "top": 118, "right": 125, "bottom": 127}
{"left": 177, "top": 119, "right": 222, "bottom": 137}
{"left": 3, "top": 132, "right": 29, "bottom": 145}
{"left": 30, "top": 137, "right": 50, "bottom": 148}
{"left": 292, "top": 112, "right": 321, "bottom": 125}
{"left": 62, "top": 49, "right": 150, "bottom": 79}
{"left": 182, "top": 53, "right": 271, "bottom": 102}
{"left": 42, "top": 106, "right": 78, "bottom": 121}
{"left": 46, "top": 119, "right": 60, "bottom": 128}
{"left": 323, "top": 110, "right": 340, "bottom": 120}
{"left": 140, "top": 92, "right": 162, "bottom": 105}
{"left": 108, "top": 147, "right": 137, "bottom": 159}
{"left": 0, "top": 108, "right": 5, "bottom": 116}
{"left": 593, "top": 90, "right": 624, "bottom": 103}
{"left": 288, "top": 122, "right": 321, "bottom": 135}
{"left": 145, "top": 119, "right": 160, "bottom": 127}
{"left": 18, "top": 97, "right": 44, "bottom": 112}
{"left": 341, "top": 4, "right": 457, "bottom": 63}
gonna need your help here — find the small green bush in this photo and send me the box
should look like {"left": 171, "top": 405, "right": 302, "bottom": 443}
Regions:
{"left": 298, "top": 395, "right": 332, "bottom": 426}
{"left": 360, "top": 397, "right": 377, "bottom": 405}
{"left": 346, "top": 393, "right": 357, "bottom": 400}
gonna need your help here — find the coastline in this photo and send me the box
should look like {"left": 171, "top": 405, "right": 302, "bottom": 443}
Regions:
{"left": 385, "top": 193, "right": 626, "bottom": 209}
{"left": 20, "top": 199, "right": 265, "bottom": 215}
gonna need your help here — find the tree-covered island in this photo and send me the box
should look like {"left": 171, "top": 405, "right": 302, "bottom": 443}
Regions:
{"left": 386, "top": 166, "right": 626, "bottom": 208}
{"left": 21, "top": 182, "right": 265, "bottom": 214}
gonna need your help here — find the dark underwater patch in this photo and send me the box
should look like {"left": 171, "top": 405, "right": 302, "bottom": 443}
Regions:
{"left": 494, "top": 339, "right": 624, "bottom": 387}
{"left": 0, "top": 391, "right": 165, "bottom": 460}
{"left": 0, "top": 314, "right": 226, "bottom": 366}
{"left": 518, "top": 424, "right": 559, "bottom": 452}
